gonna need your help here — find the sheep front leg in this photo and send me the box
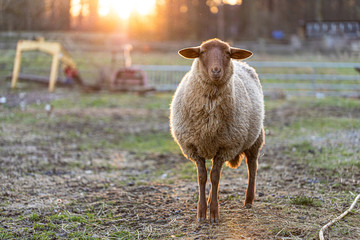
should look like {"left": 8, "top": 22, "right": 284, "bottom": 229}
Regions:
{"left": 195, "top": 158, "right": 207, "bottom": 222}
{"left": 208, "top": 160, "right": 223, "bottom": 223}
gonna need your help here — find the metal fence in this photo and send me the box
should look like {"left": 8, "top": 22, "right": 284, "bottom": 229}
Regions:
{"left": 1, "top": 59, "right": 360, "bottom": 97}
{"left": 136, "top": 62, "right": 360, "bottom": 97}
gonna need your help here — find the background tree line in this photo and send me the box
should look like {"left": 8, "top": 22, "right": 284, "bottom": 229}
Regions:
{"left": 0, "top": 0, "right": 71, "bottom": 31}
{"left": 0, "top": 0, "right": 359, "bottom": 41}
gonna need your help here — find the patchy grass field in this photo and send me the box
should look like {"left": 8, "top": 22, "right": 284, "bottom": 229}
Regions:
{"left": 0, "top": 88, "right": 359, "bottom": 239}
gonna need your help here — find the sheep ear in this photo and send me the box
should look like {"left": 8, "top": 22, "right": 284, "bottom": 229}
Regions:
{"left": 178, "top": 47, "right": 200, "bottom": 59}
{"left": 230, "top": 48, "right": 253, "bottom": 60}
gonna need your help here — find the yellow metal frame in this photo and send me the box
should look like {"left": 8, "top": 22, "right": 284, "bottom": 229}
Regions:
{"left": 11, "top": 38, "right": 76, "bottom": 92}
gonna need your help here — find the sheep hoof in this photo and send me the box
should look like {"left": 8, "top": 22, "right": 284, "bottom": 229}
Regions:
{"left": 197, "top": 201, "right": 207, "bottom": 223}
{"left": 209, "top": 209, "right": 219, "bottom": 224}
{"left": 244, "top": 203, "right": 253, "bottom": 209}
{"left": 210, "top": 217, "right": 219, "bottom": 224}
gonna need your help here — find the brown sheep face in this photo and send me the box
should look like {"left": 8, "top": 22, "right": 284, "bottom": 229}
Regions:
{"left": 178, "top": 38, "right": 253, "bottom": 84}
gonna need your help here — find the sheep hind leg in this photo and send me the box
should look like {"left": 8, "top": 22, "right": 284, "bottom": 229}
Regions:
{"left": 244, "top": 128, "right": 264, "bottom": 208}
{"left": 208, "top": 160, "right": 224, "bottom": 223}
{"left": 195, "top": 158, "right": 207, "bottom": 222}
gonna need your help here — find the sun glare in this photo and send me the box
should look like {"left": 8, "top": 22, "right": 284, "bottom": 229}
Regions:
{"left": 98, "top": 0, "right": 156, "bottom": 19}
{"left": 71, "top": 0, "right": 89, "bottom": 17}
{"left": 224, "top": 0, "right": 242, "bottom": 5}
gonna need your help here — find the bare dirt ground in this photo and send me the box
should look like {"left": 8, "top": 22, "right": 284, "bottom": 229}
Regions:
{"left": 0, "top": 90, "right": 359, "bottom": 239}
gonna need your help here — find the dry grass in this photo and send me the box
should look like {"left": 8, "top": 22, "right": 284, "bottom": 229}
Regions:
{"left": 0, "top": 90, "right": 359, "bottom": 239}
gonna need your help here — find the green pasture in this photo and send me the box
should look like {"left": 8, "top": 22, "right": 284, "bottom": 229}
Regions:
{"left": 1, "top": 92, "right": 359, "bottom": 170}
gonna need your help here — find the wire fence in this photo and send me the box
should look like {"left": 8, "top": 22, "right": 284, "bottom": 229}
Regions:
{"left": 137, "top": 62, "right": 360, "bottom": 97}
{"left": 1, "top": 57, "right": 360, "bottom": 97}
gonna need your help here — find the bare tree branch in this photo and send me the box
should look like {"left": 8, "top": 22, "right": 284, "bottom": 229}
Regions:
{"left": 319, "top": 194, "right": 360, "bottom": 240}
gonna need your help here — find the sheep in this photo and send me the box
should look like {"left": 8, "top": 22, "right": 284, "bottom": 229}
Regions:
{"left": 169, "top": 38, "right": 265, "bottom": 223}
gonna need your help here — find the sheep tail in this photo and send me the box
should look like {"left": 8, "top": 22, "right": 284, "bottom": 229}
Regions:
{"left": 226, "top": 152, "right": 245, "bottom": 169}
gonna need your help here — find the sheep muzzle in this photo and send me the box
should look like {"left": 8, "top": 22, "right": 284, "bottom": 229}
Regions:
{"left": 209, "top": 66, "right": 223, "bottom": 80}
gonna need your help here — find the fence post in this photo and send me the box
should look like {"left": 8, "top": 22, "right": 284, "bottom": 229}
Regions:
{"left": 311, "top": 66, "right": 316, "bottom": 96}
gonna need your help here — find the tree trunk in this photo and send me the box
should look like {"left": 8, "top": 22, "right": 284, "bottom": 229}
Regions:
{"left": 217, "top": 3, "right": 225, "bottom": 39}
{"left": 89, "top": 0, "right": 98, "bottom": 30}
{"left": 315, "top": 0, "right": 322, "bottom": 21}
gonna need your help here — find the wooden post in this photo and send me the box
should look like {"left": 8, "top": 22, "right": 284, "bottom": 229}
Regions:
{"left": 11, "top": 44, "right": 22, "bottom": 89}
{"left": 49, "top": 51, "right": 60, "bottom": 92}
{"left": 124, "top": 44, "right": 133, "bottom": 68}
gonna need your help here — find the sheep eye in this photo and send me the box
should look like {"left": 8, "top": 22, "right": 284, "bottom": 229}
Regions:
{"left": 200, "top": 51, "right": 205, "bottom": 55}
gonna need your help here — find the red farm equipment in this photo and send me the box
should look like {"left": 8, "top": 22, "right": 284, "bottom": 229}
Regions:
{"left": 108, "top": 44, "right": 154, "bottom": 93}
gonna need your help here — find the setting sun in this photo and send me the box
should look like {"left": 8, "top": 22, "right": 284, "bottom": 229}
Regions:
{"left": 71, "top": 0, "right": 156, "bottom": 19}
{"left": 99, "top": 0, "right": 156, "bottom": 19}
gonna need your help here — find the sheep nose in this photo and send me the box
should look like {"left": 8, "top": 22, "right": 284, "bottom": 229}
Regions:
{"left": 212, "top": 67, "right": 221, "bottom": 74}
